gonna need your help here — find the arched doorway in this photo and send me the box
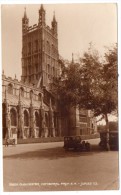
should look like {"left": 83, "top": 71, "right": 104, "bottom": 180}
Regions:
{"left": 24, "top": 110, "right": 29, "bottom": 126}
{"left": 24, "top": 110, "right": 29, "bottom": 138}
{"left": 35, "top": 111, "right": 40, "bottom": 137}
{"left": 10, "top": 108, "right": 17, "bottom": 126}
{"left": 45, "top": 113, "right": 49, "bottom": 137}
{"left": 10, "top": 108, "right": 17, "bottom": 136}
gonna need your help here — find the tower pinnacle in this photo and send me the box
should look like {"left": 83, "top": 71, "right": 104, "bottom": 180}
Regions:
{"left": 38, "top": 4, "right": 46, "bottom": 26}
{"left": 24, "top": 7, "right": 27, "bottom": 18}
{"left": 51, "top": 11, "right": 57, "bottom": 35}
{"left": 72, "top": 53, "right": 74, "bottom": 64}
{"left": 22, "top": 7, "right": 29, "bottom": 33}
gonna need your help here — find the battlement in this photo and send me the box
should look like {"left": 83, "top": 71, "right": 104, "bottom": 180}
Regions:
{"left": 23, "top": 24, "right": 38, "bottom": 34}
{"left": 23, "top": 23, "right": 54, "bottom": 35}
{"left": 2, "top": 74, "right": 40, "bottom": 91}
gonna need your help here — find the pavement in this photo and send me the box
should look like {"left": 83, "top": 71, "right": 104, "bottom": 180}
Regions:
{"left": 2, "top": 138, "right": 119, "bottom": 192}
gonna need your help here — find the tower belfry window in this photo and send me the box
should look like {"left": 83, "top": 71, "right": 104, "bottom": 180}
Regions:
{"left": 35, "top": 40, "right": 38, "bottom": 52}
{"left": 28, "top": 42, "right": 31, "bottom": 54}
{"left": 47, "top": 41, "right": 50, "bottom": 54}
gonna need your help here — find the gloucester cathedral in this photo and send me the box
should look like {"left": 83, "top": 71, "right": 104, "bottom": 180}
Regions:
{"left": 2, "top": 5, "right": 97, "bottom": 140}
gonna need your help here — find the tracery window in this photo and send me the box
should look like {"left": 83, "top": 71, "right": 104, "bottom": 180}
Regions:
{"left": 8, "top": 83, "right": 13, "bottom": 94}
{"left": 35, "top": 112, "right": 39, "bottom": 127}
{"left": 20, "top": 87, "right": 24, "bottom": 97}
{"left": 10, "top": 108, "right": 17, "bottom": 126}
{"left": 24, "top": 110, "right": 29, "bottom": 126}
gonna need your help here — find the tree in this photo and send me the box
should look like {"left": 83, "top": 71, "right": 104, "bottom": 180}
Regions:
{"left": 51, "top": 44, "right": 118, "bottom": 147}
{"left": 80, "top": 44, "right": 118, "bottom": 150}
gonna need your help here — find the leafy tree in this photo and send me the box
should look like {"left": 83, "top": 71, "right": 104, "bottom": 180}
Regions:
{"left": 80, "top": 44, "right": 118, "bottom": 132}
{"left": 52, "top": 44, "right": 118, "bottom": 147}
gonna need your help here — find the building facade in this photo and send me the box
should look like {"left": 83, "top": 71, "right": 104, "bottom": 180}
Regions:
{"left": 2, "top": 5, "right": 97, "bottom": 140}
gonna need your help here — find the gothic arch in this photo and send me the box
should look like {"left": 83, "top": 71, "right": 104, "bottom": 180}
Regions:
{"left": 8, "top": 83, "right": 14, "bottom": 94}
{"left": 45, "top": 113, "right": 49, "bottom": 128}
{"left": 24, "top": 110, "right": 29, "bottom": 126}
{"left": 35, "top": 111, "right": 39, "bottom": 127}
{"left": 30, "top": 89, "right": 33, "bottom": 99}
{"left": 20, "top": 87, "right": 25, "bottom": 97}
{"left": 10, "top": 108, "right": 17, "bottom": 126}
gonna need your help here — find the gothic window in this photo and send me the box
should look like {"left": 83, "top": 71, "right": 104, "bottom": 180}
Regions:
{"left": 35, "top": 112, "right": 39, "bottom": 127}
{"left": 28, "top": 42, "right": 31, "bottom": 54}
{"left": 10, "top": 108, "right": 17, "bottom": 126}
{"left": 24, "top": 110, "right": 29, "bottom": 126}
{"left": 51, "top": 44, "right": 55, "bottom": 56}
{"left": 30, "top": 90, "right": 33, "bottom": 99}
{"left": 8, "top": 83, "right": 13, "bottom": 94}
{"left": 35, "top": 40, "right": 38, "bottom": 52}
{"left": 38, "top": 93, "right": 41, "bottom": 101}
{"left": 79, "top": 116, "right": 87, "bottom": 123}
{"left": 46, "top": 41, "right": 50, "bottom": 54}
{"left": 20, "top": 87, "right": 24, "bottom": 97}
{"left": 45, "top": 113, "right": 48, "bottom": 128}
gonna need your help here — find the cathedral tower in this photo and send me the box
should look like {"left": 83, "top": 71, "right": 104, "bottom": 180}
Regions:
{"left": 21, "top": 5, "right": 60, "bottom": 88}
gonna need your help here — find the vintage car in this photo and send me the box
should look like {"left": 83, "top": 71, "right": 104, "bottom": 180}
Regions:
{"left": 99, "top": 131, "right": 118, "bottom": 150}
{"left": 64, "top": 136, "right": 90, "bottom": 151}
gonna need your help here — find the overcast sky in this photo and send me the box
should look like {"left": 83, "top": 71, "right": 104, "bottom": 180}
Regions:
{"left": 2, "top": 3, "right": 117, "bottom": 80}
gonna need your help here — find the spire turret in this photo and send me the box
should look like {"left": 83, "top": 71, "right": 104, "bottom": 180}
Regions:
{"left": 22, "top": 7, "right": 29, "bottom": 34}
{"left": 72, "top": 53, "right": 74, "bottom": 64}
{"left": 24, "top": 7, "right": 27, "bottom": 18}
{"left": 38, "top": 4, "right": 46, "bottom": 26}
{"left": 40, "top": 4, "right": 44, "bottom": 11}
{"left": 51, "top": 11, "right": 57, "bottom": 35}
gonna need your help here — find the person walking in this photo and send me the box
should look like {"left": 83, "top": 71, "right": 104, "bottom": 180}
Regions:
{"left": 5, "top": 138, "right": 9, "bottom": 147}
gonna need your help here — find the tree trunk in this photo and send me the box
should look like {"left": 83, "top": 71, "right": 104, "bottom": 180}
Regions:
{"left": 104, "top": 113, "right": 110, "bottom": 150}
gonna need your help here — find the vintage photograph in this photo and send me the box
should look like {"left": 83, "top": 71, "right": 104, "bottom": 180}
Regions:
{"left": 1, "top": 3, "right": 119, "bottom": 192}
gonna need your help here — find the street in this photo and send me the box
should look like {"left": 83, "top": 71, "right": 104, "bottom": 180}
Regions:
{"left": 3, "top": 138, "right": 119, "bottom": 191}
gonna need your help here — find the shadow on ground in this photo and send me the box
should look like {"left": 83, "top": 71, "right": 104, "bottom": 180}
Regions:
{"left": 3, "top": 144, "right": 116, "bottom": 160}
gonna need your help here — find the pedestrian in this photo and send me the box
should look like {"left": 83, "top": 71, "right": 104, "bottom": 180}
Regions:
{"left": 5, "top": 138, "right": 9, "bottom": 147}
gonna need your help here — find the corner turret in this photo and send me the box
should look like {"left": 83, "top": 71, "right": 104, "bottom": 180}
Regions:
{"left": 51, "top": 12, "right": 57, "bottom": 36}
{"left": 22, "top": 8, "right": 29, "bottom": 34}
{"left": 38, "top": 4, "right": 46, "bottom": 26}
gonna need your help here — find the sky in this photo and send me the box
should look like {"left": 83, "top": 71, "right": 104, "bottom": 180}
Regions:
{"left": 1, "top": 3, "right": 117, "bottom": 80}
